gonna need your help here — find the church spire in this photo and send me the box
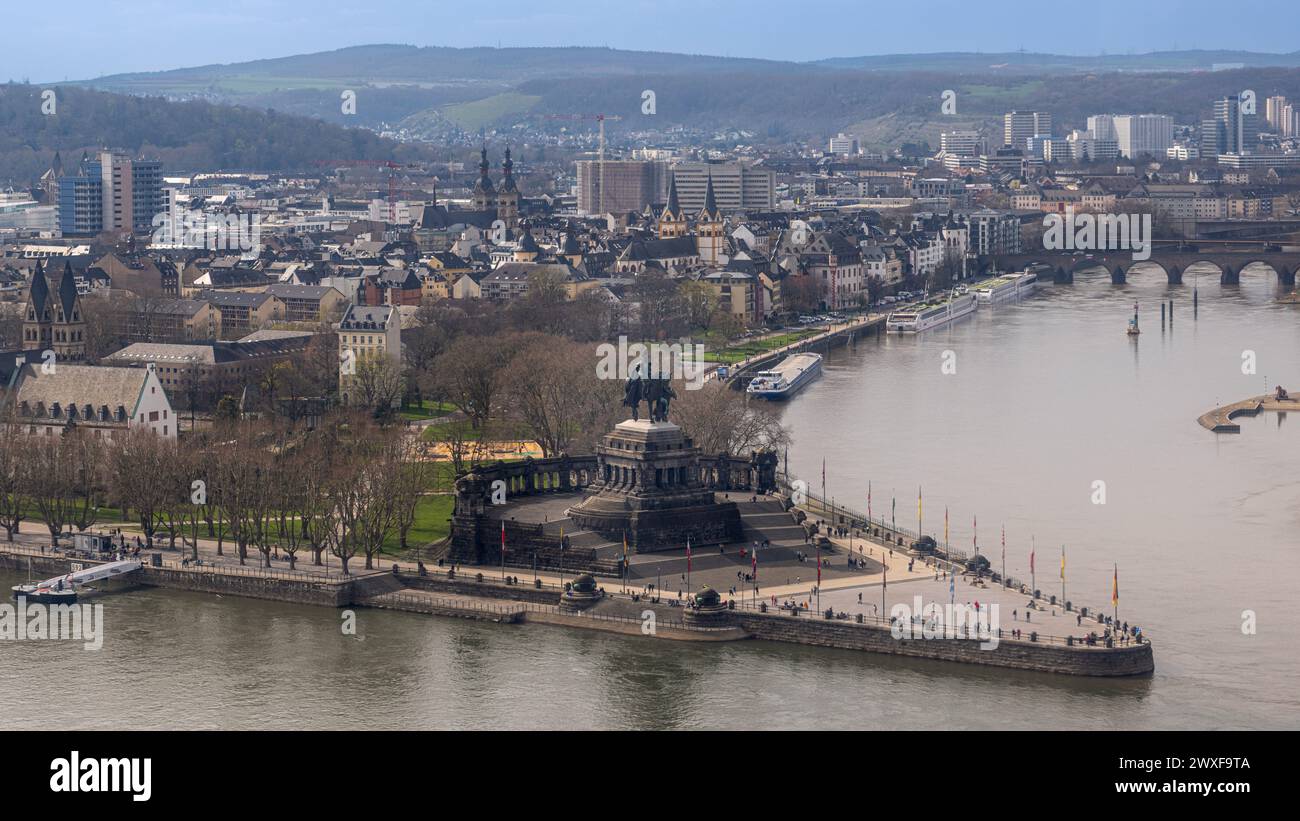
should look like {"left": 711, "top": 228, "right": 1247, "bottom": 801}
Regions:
{"left": 700, "top": 173, "right": 720, "bottom": 221}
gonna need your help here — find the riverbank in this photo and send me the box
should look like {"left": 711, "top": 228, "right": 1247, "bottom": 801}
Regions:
{"left": 0, "top": 540, "right": 1152, "bottom": 677}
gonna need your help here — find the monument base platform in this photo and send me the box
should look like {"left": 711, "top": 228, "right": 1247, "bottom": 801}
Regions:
{"left": 566, "top": 419, "right": 743, "bottom": 553}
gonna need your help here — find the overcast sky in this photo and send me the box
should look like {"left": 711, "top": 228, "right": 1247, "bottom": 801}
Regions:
{"left": 7, "top": 0, "right": 1299, "bottom": 82}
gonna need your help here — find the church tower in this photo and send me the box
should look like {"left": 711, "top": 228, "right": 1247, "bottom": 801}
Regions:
{"left": 696, "top": 174, "right": 725, "bottom": 265}
{"left": 51, "top": 261, "right": 86, "bottom": 362}
{"left": 472, "top": 145, "right": 496, "bottom": 212}
{"left": 22, "top": 261, "right": 54, "bottom": 352}
{"left": 497, "top": 146, "right": 520, "bottom": 228}
{"left": 657, "top": 176, "right": 687, "bottom": 239}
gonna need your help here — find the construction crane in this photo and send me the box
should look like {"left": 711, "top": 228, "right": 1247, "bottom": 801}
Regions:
{"left": 311, "top": 160, "right": 425, "bottom": 222}
{"left": 543, "top": 113, "right": 623, "bottom": 214}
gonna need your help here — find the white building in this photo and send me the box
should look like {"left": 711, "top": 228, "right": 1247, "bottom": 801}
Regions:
{"left": 828, "top": 133, "right": 859, "bottom": 156}
{"left": 10, "top": 363, "right": 176, "bottom": 439}
{"left": 1091, "top": 114, "right": 1173, "bottom": 158}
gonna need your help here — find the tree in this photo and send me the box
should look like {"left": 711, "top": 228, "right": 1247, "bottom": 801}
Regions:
{"left": 670, "top": 381, "right": 790, "bottom": 455}
{"left": 110, "top": 430, "right": 176, "bottom": 549}
{"left": 678, "top": 279, "right": 717, "bottom": 330}
{"left": 0, "top": 411, "right": 30, "bottom": 541}
{"left": 632, "top": 268, "right": 686, "bottom": 340}
{"left": 350, "top": 355, "right": 405, "bottom": 413}
{"left": 390, "top": 438, "right": 434, "bottom": 552}
{"left": 433, "top": 334, "right": 514, "bottom": 430}
{"left": 504, "top": 335, "right": 611, "bottom": 457}
{"left": 28, "top": 433, "right": 91, "bottom": 548}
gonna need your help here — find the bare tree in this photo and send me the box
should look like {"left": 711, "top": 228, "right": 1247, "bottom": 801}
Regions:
{"left": 670, "top": 381, "right": 790, "bottom": 455}
{"left": 0, "top": 411, "right": 30, "bottom": 541}
{"left": 110, "top": 430, "right": 176, "bottom": 549}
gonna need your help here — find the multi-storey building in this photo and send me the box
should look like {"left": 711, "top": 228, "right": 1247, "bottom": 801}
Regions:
{"left": 57, "top": 151, "right": 162, "bottom": 236}
{"left": 670, "top": 162, "right": 774, "bottom": 214}
{"left": 1004, "top": 111, "right": 1052, "bottom": 148}
{"left": 576, "top": 160, "right": 668, "bottom": 215}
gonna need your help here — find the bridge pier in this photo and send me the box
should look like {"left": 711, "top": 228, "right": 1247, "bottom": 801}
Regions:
{"left": 1221, "top": 266, "right": 1240, "bottom": 286}
{"left": 1110, "top": 266, "right": 1126, "bottom": 285}
{"left": 1055, "top": 266, "right": 1072, "bottom": 284}
{"left": 1166, "top": 266, "right": 1183, "bottom": 286}
{"left": 1281, "top": 267, "right": 1297, "bottom": 289}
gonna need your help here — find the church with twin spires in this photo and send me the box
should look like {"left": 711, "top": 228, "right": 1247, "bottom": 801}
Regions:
{"left": 22, "top": 260, "right": 87, "bottom": 363}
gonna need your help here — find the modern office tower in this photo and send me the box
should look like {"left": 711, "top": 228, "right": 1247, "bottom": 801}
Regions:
{"left": 576, "top": 160, "right": 668, "bottom": 215}
{"left": 56, "top": 151, "right": 162, "bottom": 236}
{"left": 1086, "top": 115, "right": 1173, "bottom": 158}
{"left": 940, "top": 130, "right": 984, "bottom": 158}
{"left": 828, "top": 133, "right": 860, "bottom": 155}
{"left": 1266, "top": 95, "right": 1288, "bottom": 130}
{"left": 1211, "top": 95, "right": 1259, "bottom": 156}
{"left": 669, "top": 162, "right": 774, "bottom": 214}
{"left": 1004, "top": 111, "right": 1052, "bottom": 148}
{"left": 1113, "top": 115, "right": 1173, "bottom": 158}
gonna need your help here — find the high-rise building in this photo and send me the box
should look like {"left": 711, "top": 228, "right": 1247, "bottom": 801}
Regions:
{"left": 1004, "top": 111, "right": 1052, "bottom": 148}
{"left": 56, "top": 151, "right": 162, "bottom": 236}
{"left": 1086, "top": 115, "right": 1173, "bottom": 158}
{"left": 1266, "top": 95, "right": 1288, "bottom": 130}
{"left": 670, "top": 162, "right": 774, "bottom": 214}
{"left": 1209, "top": 95, "right": 1258, "bottom": 157}
{"left": 575, "top": 160, "right": 668, "bottom": 215}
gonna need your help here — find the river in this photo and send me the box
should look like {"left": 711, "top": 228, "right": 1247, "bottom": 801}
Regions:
{"left": 2, "top": 264, "right": 1297, "bottom": 729}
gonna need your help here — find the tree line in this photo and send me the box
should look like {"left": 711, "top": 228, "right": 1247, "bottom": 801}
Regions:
{"left": 0, "top": 410, "right": 432, "bottom": 575}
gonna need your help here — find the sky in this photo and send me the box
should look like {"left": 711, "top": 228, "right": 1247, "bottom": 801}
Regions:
{"left": 5, "top": 0, "right": 1300, "bottom": 82}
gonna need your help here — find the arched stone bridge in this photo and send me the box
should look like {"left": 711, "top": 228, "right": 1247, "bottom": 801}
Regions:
{"left": 985, "top": 251, "right": 1299, "bottom": 287}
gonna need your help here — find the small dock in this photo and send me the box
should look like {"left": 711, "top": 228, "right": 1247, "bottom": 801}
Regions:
{"left": 24, "top": 559, "right": 144, "bottom": 590}
{"left": 1197, "top": 394, "right": 1300, "bottom": 433}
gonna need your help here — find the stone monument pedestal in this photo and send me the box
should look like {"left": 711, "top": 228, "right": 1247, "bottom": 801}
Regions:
{"left": 567, "top": 419, "right": 741, "bottom": 553}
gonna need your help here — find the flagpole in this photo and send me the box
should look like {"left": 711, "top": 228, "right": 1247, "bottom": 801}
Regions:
{"left": 1001, "top": 524, "right": 1006, "bottom": 588}
{"left": 1030, "top": 534, "right": 1036, "bottom": 598}
{"left": 881, "top": 554, "right": 886, "bottom": 620}
{"left": 501, "top": 521, "right": 506, "bottom": 581}
{"left": 1061, "top": 544, "right": 1066, "bottom": 608}
{"left": 917, "top": 485, "right": 922, "bottom": 540}
{"left": 1113, "top": 563, "right": 1119, "bottom": 637}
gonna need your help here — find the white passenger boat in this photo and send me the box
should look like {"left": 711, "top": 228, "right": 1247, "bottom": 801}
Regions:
{"left": 973, "top": 271, "right": 1038, "bottom": 304}
{"left": 886, "top": 292, "right": 978, "bottom": 333}
{"left": 746, "top": 353, "right": 823, "bottom": 399}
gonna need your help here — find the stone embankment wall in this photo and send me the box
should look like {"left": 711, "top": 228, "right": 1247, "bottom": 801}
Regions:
{"left": 731, "top": 612, "right": 1154, "bottom": 676}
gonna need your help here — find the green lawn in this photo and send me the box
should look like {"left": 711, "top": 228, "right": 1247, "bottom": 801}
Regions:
{"left": 381, "top": 493, "right": 454, "bottom": 555}
{"left": 704, "top": 330, "right": 820, "bottom": 364}
{"left": 398, "top": 399, "right": 456, "bottom": 421}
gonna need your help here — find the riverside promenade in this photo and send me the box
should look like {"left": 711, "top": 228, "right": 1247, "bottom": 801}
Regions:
{"left": 2, "top": 488, "right": 1153, "bottom": 677}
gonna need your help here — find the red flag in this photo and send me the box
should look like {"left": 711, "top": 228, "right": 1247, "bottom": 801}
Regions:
{"left": 752, "top": 549, "right": 757, "bottom": 581}
{"left": 1030, "top": 547, "right": 1035, "bottom": 574}
{"left": 1112, "top": 564, "right": 1119, "bottom": 607}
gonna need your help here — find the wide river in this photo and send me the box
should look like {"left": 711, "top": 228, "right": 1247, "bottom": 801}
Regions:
{"left": 3, "top": 265, "right": 1298, "bottom": 729}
